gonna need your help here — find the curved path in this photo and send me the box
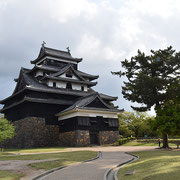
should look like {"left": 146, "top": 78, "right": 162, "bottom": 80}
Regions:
{"left": 39, "top": 151, "right": 134, "bottom": 180}
{"left": 35, "top": 146, "right": 156, "bottom": 180}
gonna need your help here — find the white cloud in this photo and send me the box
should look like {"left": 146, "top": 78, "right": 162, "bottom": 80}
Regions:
{"left": 76, "top": 33, "right": 101, "bottom": 57}
{"left": 1, "top": 0, "right": 180, "bottom": 113}
{"left": 124, "top": 0, "right": 180, "bottom": 19}
{"left": 0, "top": 0, "right": 14, "bottom": 10}
{"left": 45, "top": 0, "right": 97, "bottom": 23}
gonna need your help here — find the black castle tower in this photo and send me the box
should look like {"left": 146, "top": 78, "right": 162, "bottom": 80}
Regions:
{"left": 0, "top": 45, "right": 123, "bottom": 148}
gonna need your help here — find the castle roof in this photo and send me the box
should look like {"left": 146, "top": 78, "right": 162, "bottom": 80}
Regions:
{"left": 59, "top": 93, "right": 122, "bottom": 114}
{"left": 0, "top": 68, "right": 116, "bottom": 104}
{"left": 29, "top": 64, "right": 99, "bottom": 81}
{"left": 31, "top": 46, "right": 82, "bottom": 64}
{"left": 0, "top": 46, "right": 120, "bottom": 116}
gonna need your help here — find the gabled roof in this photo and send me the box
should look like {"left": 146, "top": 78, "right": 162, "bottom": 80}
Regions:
{"left": 76, "top": 70, "right": 99, "bottom": 80}
{"left": 59, "top": 92, "right": 122, "bottom": 115}
{"left": 29, "top": 64, "right": 99, "bottom": 81}
{"left": 99, "top": 93, "right": 118, "bottom": 101}
{"left": 31, "top": 46, "right": 82, "bottom": 64}
{"left": 51, "top": 64, "right": 86, "bottom": 81}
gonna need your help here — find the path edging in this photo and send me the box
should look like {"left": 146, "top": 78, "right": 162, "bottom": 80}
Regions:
{"left": 32, "top": 151, "right": 102, "bottom": 180}
{"left": 114, "top": 152, "right": 139, "bottom": 180}
{"left": 104, "top": 152, "right": 139, "bottom": 180}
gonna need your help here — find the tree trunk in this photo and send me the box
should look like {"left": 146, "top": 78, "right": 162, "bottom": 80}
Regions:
{"left": 162, "top": 134, "right": 169, "bottom": 148}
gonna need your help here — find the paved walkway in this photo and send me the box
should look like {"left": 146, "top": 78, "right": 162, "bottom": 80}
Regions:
{"left": 40, "top": 151, "right": 133, "bottom": 180}
{"left": 0, "top": 146, "right": 157, "bottom": 180}
{"left": 38, "top": 146, "right": 157, "bottom": 180}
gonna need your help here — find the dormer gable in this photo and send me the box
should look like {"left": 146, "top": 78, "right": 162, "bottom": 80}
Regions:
{"left": 51, "top": 65, "right": 85, "bottom": 81}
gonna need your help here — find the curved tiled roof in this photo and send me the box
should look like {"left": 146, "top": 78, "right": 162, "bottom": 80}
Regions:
{"left": 59, "top": 92, "right": 122, "bottom": 115}
{"left": 31, "top": 46, "right": 82, "bottom": 64}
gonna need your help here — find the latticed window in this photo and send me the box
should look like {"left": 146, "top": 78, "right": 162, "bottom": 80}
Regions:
{"left": 78, "top": 117, "right": 90, "bottom": 126}
{"left": 108, "top": 119, "right": 119, "bottom": 127}
{"left": 66, "top": 70, "right": 72, "bottom": 78}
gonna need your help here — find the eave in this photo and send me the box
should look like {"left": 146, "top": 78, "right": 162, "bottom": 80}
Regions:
{"left": 56, "top": 107, "right": 123, "bottom": 121}
{"left": 0, "top": 88, "right": 26, "bottom": 104}
{"left": 0, "top": 97, "right": 73, "bottom": 112}
{"left": 41, "top": 75, "right": 97, "bottom": 87}
{"left": 31, "top": 52, "right": 82, "bottom": 64}
{"left": 76, "top": 70, "right": 99, "bottom": 80}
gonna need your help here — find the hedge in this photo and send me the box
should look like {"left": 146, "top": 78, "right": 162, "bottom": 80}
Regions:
{"left": 118, "top": 137, "right": 135, "bottom": 145}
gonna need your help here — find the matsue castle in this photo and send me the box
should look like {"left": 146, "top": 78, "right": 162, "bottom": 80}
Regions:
{"left": 0, "top": 45, "right": 123, "bottom": 148}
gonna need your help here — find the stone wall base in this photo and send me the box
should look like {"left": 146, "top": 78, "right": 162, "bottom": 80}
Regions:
{"left": 59, "top": 130, "right": 119, "bottom": 146}
{"left": 5, "top": 117, "right": 60, "bottom": 148}
{"left": 99, "top": 131, "right": 119, "bottom": 145}
{"left": 59, "top": 130, "right": 90, "bottom": 147}
{"left": 4, "top": 117, "right": 119, "bottom": 148}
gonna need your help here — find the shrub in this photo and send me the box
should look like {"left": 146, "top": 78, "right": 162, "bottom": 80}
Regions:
{"left": 118, "top": 137, "right": 135, "bottom": 145}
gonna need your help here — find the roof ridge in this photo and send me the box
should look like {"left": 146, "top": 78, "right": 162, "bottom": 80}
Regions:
{"left": 44, "top": 46, "right": 71, "bottom": 55}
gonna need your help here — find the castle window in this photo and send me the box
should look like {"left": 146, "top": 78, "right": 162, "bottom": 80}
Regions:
{"left": 81, "top": 86, "right": 84, "bottom": 91}
{"left": 66, "top": 73, "right": 72, "bottom": 78}
{"left": 66, "top": 70, "right": 72, "bottom": 78}
{"left": 66, "top": 82, "right": 72, "bottom": 89}
{"left": 53, "top": 82, "right": 56, "bottom": 87}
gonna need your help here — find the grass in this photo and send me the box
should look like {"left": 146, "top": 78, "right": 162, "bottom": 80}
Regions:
{"left": 29, "top": 151, "right": 97, "bottom": 170}
{"left": 0, "top": 151, "right": 97, "bottom": 179}
{"left": 122, "top": 140, "right": 176, "bottom": 147}
{"left": 0, "top": 150, "right": 97, "bottom": 161}
{"left": 0, "top": 170, "right": 23, "bottom": 180}
{"left": 117, "top": 150, "right": 180, "bottom": 180}
{"left": 0, "top": 147, "right": 66, "bottom": 155}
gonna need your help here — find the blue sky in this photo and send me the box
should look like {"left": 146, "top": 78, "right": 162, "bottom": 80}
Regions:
{"left": 1, "top": 0, "right": 180, "bottom": 115}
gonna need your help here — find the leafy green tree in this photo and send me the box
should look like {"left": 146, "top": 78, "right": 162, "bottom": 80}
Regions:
{"left": 118, "top": 111, "right": 154, "bottom": 138}
{"left": 112, "top": 46, "right": 180, "bottom": 147}
{"left": 118, "top": 113, "right": 134, "bottom": 137}
{"left": 0, "top": 114, "right": 15, "bottom": 149}
{"left": 151, "top": 83, "right": 180, "bottom": 145}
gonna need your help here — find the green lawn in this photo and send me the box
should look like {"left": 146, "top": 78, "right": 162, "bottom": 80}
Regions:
{"left": 0, "top": 151, "right": 97, "bottom": 179}
{"left": 117, "top": 150, "right": 180, "bottom": 180}
{"left": 122, "top": 140, "right": 176, "bottom": 147}
{"left": 0, "top": 170, "right": 23, "bottom": 180}
{"left": 0, "top": 150, "right": 97, "bottom": 161}
{"left": 0, "top": 147, "right": 66, "bottom": 155}
{"left": 29, "top": 151, "right": 97, "bottom": 170}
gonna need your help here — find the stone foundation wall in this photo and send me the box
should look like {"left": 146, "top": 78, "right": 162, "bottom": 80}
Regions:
{"left": 99, "top": 131, "right": 119, "bottom": 145}
{"left": 59, "top": 130, "right": 90, "bottom": 146}
{"left": 59, "top": 131, "right": 76, "bottom": 146}
{"left": 4, "top": 117, "right": 119, "bottom": 147}
{"left": 76, "top": 130, "right": 90, "bottom": 146}
{"left": 5, "top": 117, "right": 60, "bottom": 148}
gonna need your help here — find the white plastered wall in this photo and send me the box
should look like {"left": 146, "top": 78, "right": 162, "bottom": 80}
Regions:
{"left": 59, "top": 73, "right": 78, "bottom": 80}
{"left": 57, "top": 109, "right": 118, "bottom": 121}
{"left": 72, "top": 83, "right": 81, "bottom": 90}
{"left": 35, "top": 70, "right": 43, "bottom": 77}
{"left": 47, "top": 80, "right": 87, "bottom": 91}
{"left": 47, "top": 80, "right": 66, "bottom": 88}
